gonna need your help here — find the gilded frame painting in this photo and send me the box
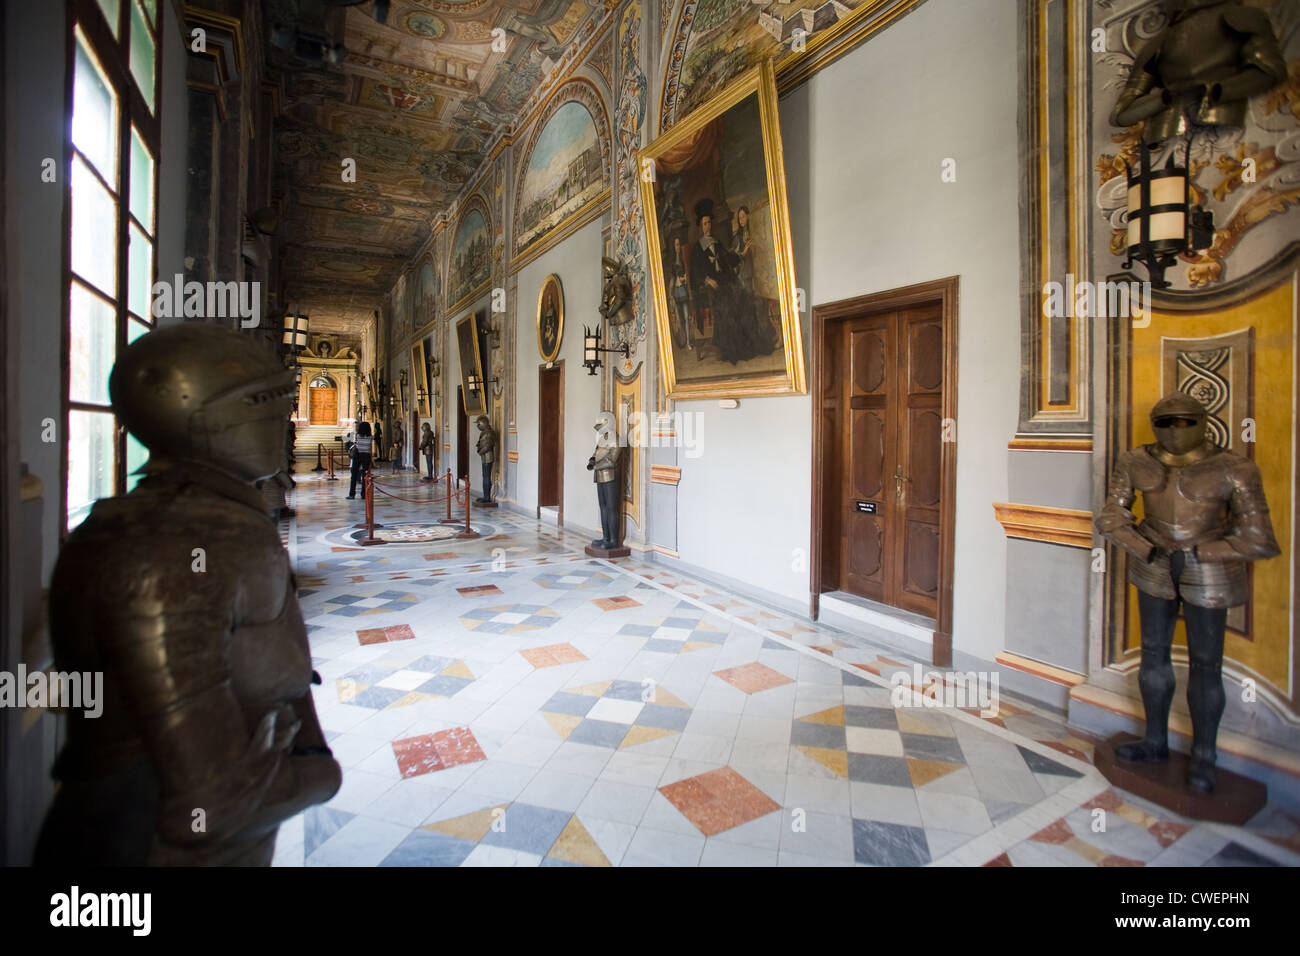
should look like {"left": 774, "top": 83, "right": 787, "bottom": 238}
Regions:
{"left": 456, "top": 311, "right": 488, "bottom": 417}
{"left": 411, "top": 340, "right": 431, "bottom": 418}
{"left": 537, "top": 273, "right": 564, "bottom": 363}
{"left": 640, "top": 60, "right": 805, "bottom": 400}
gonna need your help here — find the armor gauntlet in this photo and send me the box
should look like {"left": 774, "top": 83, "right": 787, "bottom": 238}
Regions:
{"left": 1096, "top": 452, "right": 1158, "bottom": 562}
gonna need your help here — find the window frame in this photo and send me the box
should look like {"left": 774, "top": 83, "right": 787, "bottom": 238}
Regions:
{"left": 62, "top": 0, "right": 163, "bottom": 535}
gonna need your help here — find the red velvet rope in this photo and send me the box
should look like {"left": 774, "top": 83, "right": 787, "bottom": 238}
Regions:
{"left": 366, "top": 475, "right": 467, "bottom": 506}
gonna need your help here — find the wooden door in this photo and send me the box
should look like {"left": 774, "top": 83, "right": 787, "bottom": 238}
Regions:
{"left": 309, "top": 387, "right": 337, "bottom": 425}
{"left": 538, "top": 364, "right": 563, "bottom": 510}
{"left": 840, "top": 307, "right": 943, "bottom": 618}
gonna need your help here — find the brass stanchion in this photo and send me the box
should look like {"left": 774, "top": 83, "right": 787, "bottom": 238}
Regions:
{"left": 313, "top": 442, "right": 325, "bottom": 472}
{"left": 456, "top": 475, "right": 480, "bottom": 539}
{"left": 326, "top": 448, "right": 339, "bottom": 481}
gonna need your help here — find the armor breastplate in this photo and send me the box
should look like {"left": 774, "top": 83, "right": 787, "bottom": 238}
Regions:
{"left": 1129, "top": 446, "right": 1233, "bottom": 549}
{"left": 1157, "top": 9, "right": 1243, "bottom": 90}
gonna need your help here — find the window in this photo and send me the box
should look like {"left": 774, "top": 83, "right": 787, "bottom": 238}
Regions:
{"left": 65, "top": 0, "right": 161, "bottom": 531}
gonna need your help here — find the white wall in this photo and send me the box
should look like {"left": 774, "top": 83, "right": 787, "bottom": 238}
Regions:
{"left": 674, "top": 0, "right": 1020, "bottom": 662}
{"left": 513, "top": 217, "right": 606, "bottom": 536}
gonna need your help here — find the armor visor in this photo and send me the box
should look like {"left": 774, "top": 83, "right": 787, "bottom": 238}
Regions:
{"left": 193, "top": 369, "right": 297, "bottom": 480}
{"left": 1150, "top": 391, "right": 1208, "bottom": 457}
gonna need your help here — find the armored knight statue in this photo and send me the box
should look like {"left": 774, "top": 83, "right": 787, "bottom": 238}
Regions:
{"left": 599, "top": 256, "right": 635, "bottom": 327}
{"left": 34, "top": 324, "right": 342, "bottom": 866}
{"left": 475, "top": 414, "right": 498, "bottom": 503}
{"left": 1109, "top": 0, "right": 1286, "bottom": 144}
{"left": 1096, "top": 391, "right": 1279, "bottom": 793}
{"left": 587, "top": 413, "right": 622, "bottom": 550}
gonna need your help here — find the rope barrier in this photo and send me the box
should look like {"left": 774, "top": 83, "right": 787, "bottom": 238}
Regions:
{"left": 351, "top": 467, "right": 480, "bottom": 542}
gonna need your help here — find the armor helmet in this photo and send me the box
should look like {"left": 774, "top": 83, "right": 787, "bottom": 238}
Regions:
{"left": 1150, "top": 391, "right": 1209, "bottom": 456}
{"left": 110, "top": 323, "right": 295, "bottom": 483}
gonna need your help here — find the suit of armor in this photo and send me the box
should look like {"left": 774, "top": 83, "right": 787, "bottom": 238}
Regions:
{"left": 475, "top": 415, "right": 497, "bottom": 503}
{"left": 587, "top": 417, "right": 622, "bottom": 549}
{"left": 1096, "top": 391, "right": 1279, "bottom": 792}
{"left": 35, "top": 324, "right": 341, "bottom": 866}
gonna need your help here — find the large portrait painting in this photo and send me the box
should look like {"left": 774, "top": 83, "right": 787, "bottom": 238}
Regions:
{"left": 448, "top": 202, "right": 492, "bottom": 314}
{"left": 455, "top": 311, "right": 488, "bottom": 417}
{"left": 537, "top": 274, "right": 564, "bottom": 363}
{"left": 640, "top": 61, "right": 805, "bottom": 399}
{"left": 513, "top": 83, "right": 611, "bottom": 266}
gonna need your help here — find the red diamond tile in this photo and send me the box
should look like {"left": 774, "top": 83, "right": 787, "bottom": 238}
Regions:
{"left": 1098, "top": 854, "right": 1145, "bottom": 867}
{"left": 458, "top": 584, "right": 503, "bottom": 597}
{"left": 1029, "top": 818, "right": 1073, "bottom": 845}
{"left": 983, "top": 853, "right": 1014, "bottom": 867}
{"left": 713, "top": 662, "right": 795, "bottom": 694}
{"left": 1148, "top": 821, "right": 1192, "bottom": 848}
{"left": 592, "top": 596, "right": 641, "bottom": 610}
{"left": 425, "top": 552, "right": 459, "bottom": 560}
{"left": 1083, "top": 789, "right": 1123, "bottom": 812}
{"left": 520, "top": 643, "right": 589, "bottom": 668}
{"left": 659, "top": 767, "right": 780, "bottom": 837}
{"left": 356, "top": 624, "right": 415, "bottom": 645}
{"left": 391, "top": 727, "right": 487, "bottom": 779}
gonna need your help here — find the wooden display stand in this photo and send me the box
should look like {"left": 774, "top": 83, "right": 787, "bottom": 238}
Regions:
{"left": 1094, "top": 733, "right": 1267, "bottom": 825}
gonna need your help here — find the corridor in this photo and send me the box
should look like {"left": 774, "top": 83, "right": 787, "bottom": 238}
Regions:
{"left": 273, "top": 471, "right": 1300, "bottom": 867}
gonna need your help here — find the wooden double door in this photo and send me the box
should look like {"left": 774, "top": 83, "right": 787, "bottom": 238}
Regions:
{"left": 838, "top": 306, "right": 944, "bottom": 618}
{"left": 814, "top": 280, "right": 956, "bottom": 648}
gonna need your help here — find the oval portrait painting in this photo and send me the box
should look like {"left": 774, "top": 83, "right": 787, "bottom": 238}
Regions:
{"left": 537, "top": 274, "right": 564, "bottom": 363}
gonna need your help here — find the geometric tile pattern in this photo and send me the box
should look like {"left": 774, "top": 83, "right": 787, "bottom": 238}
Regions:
{"left": 539, "top": 679, "right": 692, "bottom": 750}
{"left": 274, "top": 471, "right": 1300, "bottom": 868}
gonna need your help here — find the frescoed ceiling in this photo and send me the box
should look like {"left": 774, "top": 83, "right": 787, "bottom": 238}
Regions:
{"left": 262, "top": 0, "right": 610, "bottom": 328}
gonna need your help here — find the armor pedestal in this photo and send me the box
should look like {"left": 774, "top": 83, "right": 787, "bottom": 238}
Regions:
{"left": 1095, "top": 734, "right": 1266, "bottom": 824}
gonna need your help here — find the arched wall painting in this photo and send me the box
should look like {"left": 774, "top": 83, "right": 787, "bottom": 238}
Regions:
{"left": 448, "top": 204, "right": 492, "bottom": 314}
{"left": 516, "top": 101, "right": 605, "bottom": 258}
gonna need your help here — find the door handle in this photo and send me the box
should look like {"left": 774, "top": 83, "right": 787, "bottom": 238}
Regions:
{"left": 894, "top": 465, "right": 910, "bottom": 503}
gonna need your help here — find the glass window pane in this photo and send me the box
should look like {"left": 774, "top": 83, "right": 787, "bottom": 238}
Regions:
{"left": 130, "top": 127, "right": 154, "bottom": 231}
{"left": 73, "top": 35, "right": 118, "bottom": 182}
{"left": 128, "top": 316, "right": 151, "bottom": 343}
{"left": 69, "top": 282, "right": 116, "bottom": 406}
{"left": 71, "top": 156, "right": 118, "bottom": 296}
{"left": 129, "top": 0, "right": 156, "bottom": 113}
{"left": 126, "top": 430, "right": 148, "bottom": 493}
{"left": 67, "top": 410, "right": 117, "bottom": 530}
{"left": 128, "top": 224, "right": 152, "bottom": 318}
{"left": 140, "top": 0, "right": 156, "bottom": 29}
{"left": 96, "top": 0, "right": 121, "bottom": 39}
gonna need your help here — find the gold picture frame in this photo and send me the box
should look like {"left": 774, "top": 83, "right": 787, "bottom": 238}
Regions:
{"left": 537, "top": 273, "right": 565, "bottom": 363}
{"left": 640, "top": 60, "right": 806, "bottom": 400}
{"left": 456, "top": 311, "right": 488, "bottom": 417}
{"left": 411, "top": 340, "right": 430, "bottom": 418}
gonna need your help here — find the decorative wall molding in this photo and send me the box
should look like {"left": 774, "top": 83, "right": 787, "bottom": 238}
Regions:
{"left": 650, "top": 464, "right": 680, "bottom": 485}
{"left": 995, "top": 651, "right": 1086, "bottom": 686}
{"left": 992, "top": 501, "right": 1094, "bottom": 549}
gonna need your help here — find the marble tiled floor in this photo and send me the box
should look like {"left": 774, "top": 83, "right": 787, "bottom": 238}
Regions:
{"left": 272, "top": 470, "right": 1300, "bottom": 867}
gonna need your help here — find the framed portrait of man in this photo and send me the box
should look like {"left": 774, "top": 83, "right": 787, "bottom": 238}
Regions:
{"left": 456, "top": 311, "right": 488, "bottom": 417}
{"left": 639, "top": 60, "right": 805, "bottom": 399}
{"left": 537, "top": 274, "right": 564, "bottom": 363}
{"left": 411, "top": 340, "right": 430, "bottom": 418}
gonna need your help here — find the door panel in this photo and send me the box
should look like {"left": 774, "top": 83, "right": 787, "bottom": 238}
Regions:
{"left": 309, "top": 387, "right": 337, "bottom": 425}
{"left": 837, "top": 305, "right": 943, "bottom": 618}
{"left": 538, "top": 366, "right": 562, "bottom": 508}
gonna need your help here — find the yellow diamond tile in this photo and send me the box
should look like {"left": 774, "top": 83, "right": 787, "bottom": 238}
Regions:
{"left": 548, "top": 817, "right": 611, "bottom": 867}
{"left": 681, "top": 642, "right": 712, "bottom": 653}
{"left": 651, "top": 687, "right": 690, "bottom": 709}
{"left": 1116, "top": 804, "right": 1158, "bottom": 828}
{"left": 441, "top": 660, "right": 475, "bottom": 680}
{"left": 895, "top": 710, "right": 953, "bottom": 737}
{"left": 619, "top": 725, "right": 677, "bottom": 749}
{"left": 567, "top": 681, "right": 613, "bottom": 697}
{"left": 799, "top": 705, "right": 845, "bottom": 726}
{"left": 795, "top": 746, "right": 849, "bottom": 778}
{"left": 908, "top": 758, "right": 962, "bottom": 787}
{"left": 1065, "top": 836, "right": 1108, "bottom": 864}
{"left": 336, "top": 679, "right": 366, "bottom": 703}
{"left": 543, "top": 713, "right": 583, "bottom": 739}
{"left": 389, "top": 691, "right": 432, "bottom": 708}
{"left": 424, "top": 803, "right": 511, "bottom": 843}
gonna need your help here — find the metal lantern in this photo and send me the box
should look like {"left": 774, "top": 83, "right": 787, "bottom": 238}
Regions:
{"left": 1123, "top": 141, "right": 1215, "bottom": 289}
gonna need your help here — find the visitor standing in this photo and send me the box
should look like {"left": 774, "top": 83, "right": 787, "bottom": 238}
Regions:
{"left": 348, "top": 421, "right": 373, "bottom": 499}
